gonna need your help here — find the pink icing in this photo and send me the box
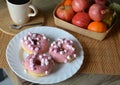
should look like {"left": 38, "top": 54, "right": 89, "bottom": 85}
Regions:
{"left": 24, "top": 53, "right": 54, "bottom": 74}
{"left": 49, "top": 38, "right": 77, "bottom": 63}
{"left": 21, "top": 32, "right": 49, "bottom": 53}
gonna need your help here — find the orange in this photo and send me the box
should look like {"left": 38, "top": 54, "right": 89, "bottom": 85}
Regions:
{"left": 64, "top": 0, "right": 72, "bottom": 6}
{"left": 88, "top": 21, "right": 108, "bottom": 33}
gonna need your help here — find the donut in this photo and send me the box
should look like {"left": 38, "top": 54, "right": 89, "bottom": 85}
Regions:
{"left": 21, "top": 32, "right": 49, "bottom": 54}
{"left": 49, "top": 38, "right": 77, "bottom": 63}
{"left": 23, "top": 53, "right": 54, "bottom": 77}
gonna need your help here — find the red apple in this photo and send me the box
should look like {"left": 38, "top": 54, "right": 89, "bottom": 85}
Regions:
{"left": 72, "top": 12, "right": 91, "bottom": 28}
{"left": 72, "top": 0, "right": 89, "bottom": 12}
{"left": 56, "top": 5, "right": 75, "bottom": 22}
{"left": 88, "top": 4, "right": 109, "bottom": 21}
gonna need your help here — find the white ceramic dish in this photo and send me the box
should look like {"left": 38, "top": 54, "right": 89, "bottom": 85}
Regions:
{"left": 6, "top": 26, "right": 84, "bottom": 84}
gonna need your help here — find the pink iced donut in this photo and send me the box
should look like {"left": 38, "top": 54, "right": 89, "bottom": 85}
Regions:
{"left": 49, "top": 38, "right": 77, "bottom": 63}
{"left": 23, "top": 53, "right": 54, "bottom": 77}
{"left": 21, "top": 32, "right": 49, "bottom": 54}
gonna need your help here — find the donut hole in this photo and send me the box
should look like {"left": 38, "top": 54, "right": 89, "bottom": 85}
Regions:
{"left": 34, "top": 60, "right": 41, "bottom": 65}
{"left": 32, "top": 39, "right": 38, "bottom": 45}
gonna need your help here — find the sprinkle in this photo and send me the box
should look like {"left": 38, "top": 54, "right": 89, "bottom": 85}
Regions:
{"left": 45, "top": 59, "right": 49, "bottom": 65}
{"left": 73, "top": 54, "right": 77, "bottom": 58}
{"left": 61, "top": 41, "right": 64, "bottom": 44}
{"left": 43, "top": 36, "right": 47, "bottom": 39}
{"left": 43, "top": 53, "right": 46, "bottom": 56}
{"left": 67, "top": 44, "right": 72, "bottom": 49}
{"left": 41, "top": 58, "right": 45, "bottom": 65}
{"left": 58, "top": 42, "right": 61, "bottom": 47}
{"left": 37, "top": 42, "right": 40, "bottom": 45}
{"left": 64, "top": 50, "right": 67, "bottom": 53}
{"left": 53, "top": 45, "right": 58, "bottom": 48}
{"left": 48, "top": 56, "right": 51, "bottom": 60}
{"left": 28, "top": 44, "right": 31, "bottom": 48}
{"left": 24, "top": 36, "right": 27, "bottom": 40}
{"left": 58, "top": 38, "right": 62, "bottom": 41}
{"left": 58, "top": 41, "right": 61, "bottom": 45}
{"left": 41, "top": 58, "right": 44, "bottom": 63}
{"left": 28, "top": 37, "right": 32, "bottom": 41}
{"left": 64, "top": 40, "right": 68, "bottom": 43}
{"left": 41, "top": 63, "right": 44, "bottom": 66}
{"left": 33, "top": 52, "right": 37, "bottom": 56}
{"left": 36, "top": 37, "right": 40, "bottom": 40}
{"left": 58, "top": 39, "right": 64, "bottom": 43}
{"left": 51, "top": 43, "right": 54, "bottom": 46}
{"left": 52, "top": 41, "right": 56, "bottom": 45}
{"left": 53, "top": 49, "right": 57, "bottom": 53}
{"left": 35, "top": 47, "right": 39, "bottom": 51}
{"left": 39, "top": 55, "right": 42, "bottom": 59}
{"left": 29, "top": 64, "right": 34, "bottom": 68}
{"left": 60, "top": 51, "right": 64, "bottom": 55}
{"left": 70, "top": 40, "right": 73, "bottom": 43}
{"left": 31, "top": 41, "right": 34, "bottom": 45}
{"left": 72, "top": 47, "right": 75, "bottom": 51}
{"left": 30, "top": 47, "right": 34, "bottom": 50}
{"left": 45, "top": 71, "right": 48, "bottom": 75}
{"left": 67, "top": 56, "right": 71, "bottom": 60}
{"left": 66, "top": 44, "right": 70, "bottom": 48}
{"left": 25, "top": 40, "right": 29, "bottom": 45}
{"left": 61, "top": 40, "right": 64, "bottom": 44}
{"left": 32, "top": 34, "right": 36, "bottom": 38}
{"left": 64, "top": 59, "right": 67, "bottom": 63}
{"left": 29, "top": 59, "right": 34, "bottom": 70}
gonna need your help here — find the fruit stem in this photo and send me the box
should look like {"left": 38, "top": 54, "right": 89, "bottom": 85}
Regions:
{"left": 101, "top": 9, "right": 109, "bottom": 14}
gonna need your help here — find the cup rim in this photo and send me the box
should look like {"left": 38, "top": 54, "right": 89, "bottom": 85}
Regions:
{"left": 6, "top": 0, "right": 32, "bottom": 6}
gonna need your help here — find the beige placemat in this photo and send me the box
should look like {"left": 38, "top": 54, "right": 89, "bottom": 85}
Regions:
{"left": 0, "top": 8, "right": 44, "bottom": 36}
{"left": 1, "top": 0, "right": 120, "bottom": 75}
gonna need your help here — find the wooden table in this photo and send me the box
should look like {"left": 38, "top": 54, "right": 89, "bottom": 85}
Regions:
{"left": 0, "top": 0, "right": 120, "bottom": 85}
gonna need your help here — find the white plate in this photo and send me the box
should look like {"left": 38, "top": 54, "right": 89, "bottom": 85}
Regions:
{"left": 6, "top": 26, "right": 84, "bottom": 84}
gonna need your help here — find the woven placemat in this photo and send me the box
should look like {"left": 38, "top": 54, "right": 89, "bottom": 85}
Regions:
{"left": 0, "top": 0, "right": 120, "bottom": 75}
{"left": 0, "top": 8, "right": 44, "bottom": 36}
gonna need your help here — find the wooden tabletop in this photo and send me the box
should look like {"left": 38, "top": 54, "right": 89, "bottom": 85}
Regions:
{"left": 0, "top": 0, "right": 120, "bottom": 75}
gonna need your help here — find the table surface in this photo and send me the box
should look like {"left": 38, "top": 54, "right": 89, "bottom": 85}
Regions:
{"left": 0, "top": 0, "right": 120, "bottom": 75}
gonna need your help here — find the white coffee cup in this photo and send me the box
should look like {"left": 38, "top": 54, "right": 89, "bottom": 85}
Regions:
{"left": 6, "top": 0, "right": 38, "bottom": 25}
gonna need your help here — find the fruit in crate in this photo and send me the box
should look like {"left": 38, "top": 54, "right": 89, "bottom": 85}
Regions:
{"left": 72, "top": 0, "right": 89, "bottom": 12}
{"left": 88, "top": 3, "right": 109, "bottom": 21}
{"left": 72, "top": 12, "right": 91, "bottom": 28}
{"left": 56, "top": 5, "right": 75, "bottom": 22}
{"left": 88, "top": 21, "right": 107, "bottom": 32}
{"left": 64, "top": 0, "right": 72, "bottom": 6}
{"left": 55, "top": 0, "right": 119, "bottom": 33}
{"left": 102, "top": 10, "right": 116, "bottom": 27}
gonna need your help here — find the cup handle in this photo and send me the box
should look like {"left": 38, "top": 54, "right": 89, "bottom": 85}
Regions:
{"left": 28, "top": 5, "right": 38, "bottom": 17}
